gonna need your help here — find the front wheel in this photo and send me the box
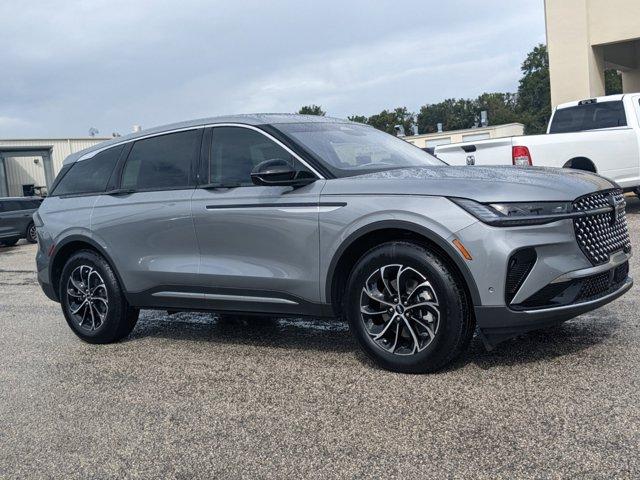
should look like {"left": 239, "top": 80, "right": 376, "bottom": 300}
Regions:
{"left": 26, "top": 222, "right": 38, "bottom": 243}
{"left": 345, "top": 241, "right": 474, "bottom": 373}
{"left": 60, "top": 250, "right": 139, "bottom": 343}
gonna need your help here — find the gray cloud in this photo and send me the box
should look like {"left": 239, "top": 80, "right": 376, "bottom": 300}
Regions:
{"left": 0, "top": 0, "right": 545, "bottom": 137}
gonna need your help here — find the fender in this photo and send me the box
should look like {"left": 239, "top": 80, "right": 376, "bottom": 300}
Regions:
{"left": 324, "top": 220, "right": 481, "bottom": 307}
{"left": 49, "top": 234, "right": 129, "bottom": 302}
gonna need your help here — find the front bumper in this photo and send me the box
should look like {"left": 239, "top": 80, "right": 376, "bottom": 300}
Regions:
{"left": 453, "top": 211, "right": 633, "bottom": 348}
{"left": 474, "top": 277, "right": 632, "bottom": 349}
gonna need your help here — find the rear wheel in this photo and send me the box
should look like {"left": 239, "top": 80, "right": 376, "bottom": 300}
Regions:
{"left": 345, "top": 241, "right": 473, "bottom": 373}
{"left": 60, "top": 250, "right": 139, "bottom": 343}
{"left": 26, "top": 222, "right": 37, "bottom": 243}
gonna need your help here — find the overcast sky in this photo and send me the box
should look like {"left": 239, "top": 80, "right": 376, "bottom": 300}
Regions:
{"left": 0, "top": 0, "right": 546, "bottom": 138}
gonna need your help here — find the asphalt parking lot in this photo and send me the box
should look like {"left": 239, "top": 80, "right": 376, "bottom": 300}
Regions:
{"left": 1, "top": 196, "right": 639, "bottom": 479}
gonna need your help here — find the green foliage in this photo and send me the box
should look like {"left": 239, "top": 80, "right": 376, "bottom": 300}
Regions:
{"left": 417, "top": 98, "right": 476, "bottom": 133}
{"left": 366, "top": 107, "right": 414, "bottom": 135}
{"left": 605, "top": 69, "right": 623, "bottom": 95}
{"left": 298, "top": 105, "right": 326, "bottom": 116}
{"left": 516, "top": 44, "right": 551, "bottom": 134}
{"left": 347, "top": 115, "right": 368, "bottom": 124}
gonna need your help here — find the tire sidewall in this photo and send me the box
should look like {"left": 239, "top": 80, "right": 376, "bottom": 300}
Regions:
{"left": 59, "top": 250, "right": 127, "bottom": 343}
{"left": 346, "top": 243, "right": 465, "bottom": 373}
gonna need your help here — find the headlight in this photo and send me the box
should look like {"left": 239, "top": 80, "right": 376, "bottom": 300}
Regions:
{"left": 451, "top": 198, "right": 574, "bottom": 226}
{"left": 489, "top": 202, "right": 571, "bottom": 216}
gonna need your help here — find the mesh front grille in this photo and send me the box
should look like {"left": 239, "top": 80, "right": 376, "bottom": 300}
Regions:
{"left": 575, "top": 261, "right": 629, "bottom": 303}
{"left": 515, "top": 261, "right": 630, "bottom": 310}
{"left": 577, "top": 271, "right": 611, "bottom": 301}
{"left": 573, "top": 189, "right": 631, "bottom": 265}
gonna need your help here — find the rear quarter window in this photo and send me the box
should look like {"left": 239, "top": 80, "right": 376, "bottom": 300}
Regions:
{"left": 549, "top": 101, "right": 627, "bottom": 134}
{"left": 52, "top": 145, "right": 124, "bottom": 196}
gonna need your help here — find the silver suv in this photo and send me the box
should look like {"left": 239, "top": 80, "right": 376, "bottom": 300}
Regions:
{"left": 35, "top": 115, "right": 633, "bottom": 373}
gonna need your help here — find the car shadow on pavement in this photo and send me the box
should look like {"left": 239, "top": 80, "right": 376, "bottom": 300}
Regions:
{"left": 127, "top": 308, "right": 621, "bottom": 370}
{"left": 128, "top": 312, "right": 356, "bottom": 354}
{"left": 453, "top": 311, "right": 623, "bottom": 371}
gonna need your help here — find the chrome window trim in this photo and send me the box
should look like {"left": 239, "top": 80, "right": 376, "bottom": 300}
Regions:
{"left": 76, "top": 123, "right": 325, "bottom": 180}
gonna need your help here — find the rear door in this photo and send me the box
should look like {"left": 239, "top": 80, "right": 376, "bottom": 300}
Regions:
{"left": 191, "top": 125, "right": 324, "bottom": 314}
{"left": 91, "top": 129, "right": 203, "bottom": 307}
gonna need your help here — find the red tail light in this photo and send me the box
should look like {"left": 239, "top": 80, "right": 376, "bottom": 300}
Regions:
{"left": 512, "top": 146, "right": 532, "bottom": 166}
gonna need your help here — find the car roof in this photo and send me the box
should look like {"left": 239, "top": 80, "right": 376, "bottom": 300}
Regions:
{"left": 64, "top": 113, "right": 358, "bottom": 165}
{"left": 556, "top": 94, "right": 626, "bottom": 110}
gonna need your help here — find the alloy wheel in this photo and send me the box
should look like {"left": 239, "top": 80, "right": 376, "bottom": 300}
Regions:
{"left": 28, "top": 224, "right": 37, "bottom": 242}
{"left": 66, "top": 265, "right": 109, "bottom": 331}
{"left": 360, "top": 264, "right": 440, "bottom": 355}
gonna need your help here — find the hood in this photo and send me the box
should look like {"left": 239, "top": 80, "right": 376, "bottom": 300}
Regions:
{"left": 321, "top": 166, "right": 616, "bottom": 203}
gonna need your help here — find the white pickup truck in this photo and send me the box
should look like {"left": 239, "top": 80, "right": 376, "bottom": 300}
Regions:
{"left": 434, "top": 93, "right": 640, "bottom": 194}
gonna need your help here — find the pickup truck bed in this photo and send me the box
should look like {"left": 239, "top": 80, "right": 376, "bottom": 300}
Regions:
{"left": 435, "top": 93, "right": 640, "bottom": 192}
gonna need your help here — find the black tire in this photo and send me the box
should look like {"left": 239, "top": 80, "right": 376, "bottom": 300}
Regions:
{"left": 26, "top": 222, "right": 38, "bottom": 243}
{"left": 59, "top": 249, "right": 139, "bottom": 344}
{"left": 345, "top": 241, "right": 473, "bottom": 374}
{"left": 0, "top": 239, "right": 19, "bottom": 247}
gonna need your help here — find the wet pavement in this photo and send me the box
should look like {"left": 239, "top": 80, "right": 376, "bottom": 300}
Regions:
{"left": 1, "top": 196, "right": 639, "bottom": 479}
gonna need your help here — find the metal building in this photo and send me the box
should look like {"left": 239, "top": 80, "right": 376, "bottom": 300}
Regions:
{"left": 0, "top": 138, "right": 109, "bottom": 197}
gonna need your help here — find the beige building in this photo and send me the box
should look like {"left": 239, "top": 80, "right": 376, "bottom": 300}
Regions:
{"left": 403, "top": 123, "right": 525, "bottom": 149}
{"left": 0, "top": 138, "right": 109, "bottom": 197}
{"left": 545, "top": 0, "right": 640, "bottom": 107}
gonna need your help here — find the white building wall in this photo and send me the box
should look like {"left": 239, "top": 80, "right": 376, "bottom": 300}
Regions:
{"left": 5, "top": 156, "right": 47, "bottom": 196}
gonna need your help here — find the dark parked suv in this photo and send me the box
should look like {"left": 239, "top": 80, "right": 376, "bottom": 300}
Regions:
{"left": 35, "top": 115, "right": 632, "bottom": 373}
{"left": 0, "top": 197, "right": 42, "bottom": 246}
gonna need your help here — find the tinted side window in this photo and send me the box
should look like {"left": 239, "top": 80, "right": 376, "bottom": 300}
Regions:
{"left": 208, "top": 127, "right": 298, "bottom": 186}
{"left": 1, "top": 201, "right": 18, "bottom": 212}
{"left": 121, "top": 130, "right": 201, "bottom": 191}
{"left": 53, "top": 145, "right": 123, "bottom": 196}
{"left": 549, "top": 101, "right": 627, "bottom": 133}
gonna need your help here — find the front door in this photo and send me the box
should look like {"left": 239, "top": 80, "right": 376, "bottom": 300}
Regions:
{"left": 191, "top": 125, "right": 325, "bottom": 315}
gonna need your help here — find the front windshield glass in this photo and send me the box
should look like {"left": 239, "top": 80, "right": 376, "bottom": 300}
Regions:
{"left": 275, "top": 122, "right": 445, "bottom": 177}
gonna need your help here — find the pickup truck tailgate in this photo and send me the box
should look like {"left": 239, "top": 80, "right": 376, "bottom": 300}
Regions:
{"left": 435, "top": 138, "right": 514, "bottom": 166}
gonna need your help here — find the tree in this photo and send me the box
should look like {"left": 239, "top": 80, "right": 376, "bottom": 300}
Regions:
{"left": 476, "top": 93, "right": 519, "bottom": 126}
{"left": 417, "top": 98, "right": 477, "bottom": 134}
{"left": 347, "top": 115, "right": 368, "bottom": 124}
{"left": 605, "top": 69, "right": 623, "bottom": 95}
{"left": 298, "top": 105, "right": 326, "bottom": 116}
{"left": 517, "top": 44, "right": 551, "bottom": 134}
{"left": 366, "top": 107, "right": 414, "bottom": 135}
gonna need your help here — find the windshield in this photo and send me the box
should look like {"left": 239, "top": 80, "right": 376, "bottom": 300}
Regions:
{"left": 275, "top": 122, "right": 445, "bottom": 177}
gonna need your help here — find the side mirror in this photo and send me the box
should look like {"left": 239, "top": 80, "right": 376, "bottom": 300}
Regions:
{"left": 250, "top": 159, "right": 315, "bottom": 187}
